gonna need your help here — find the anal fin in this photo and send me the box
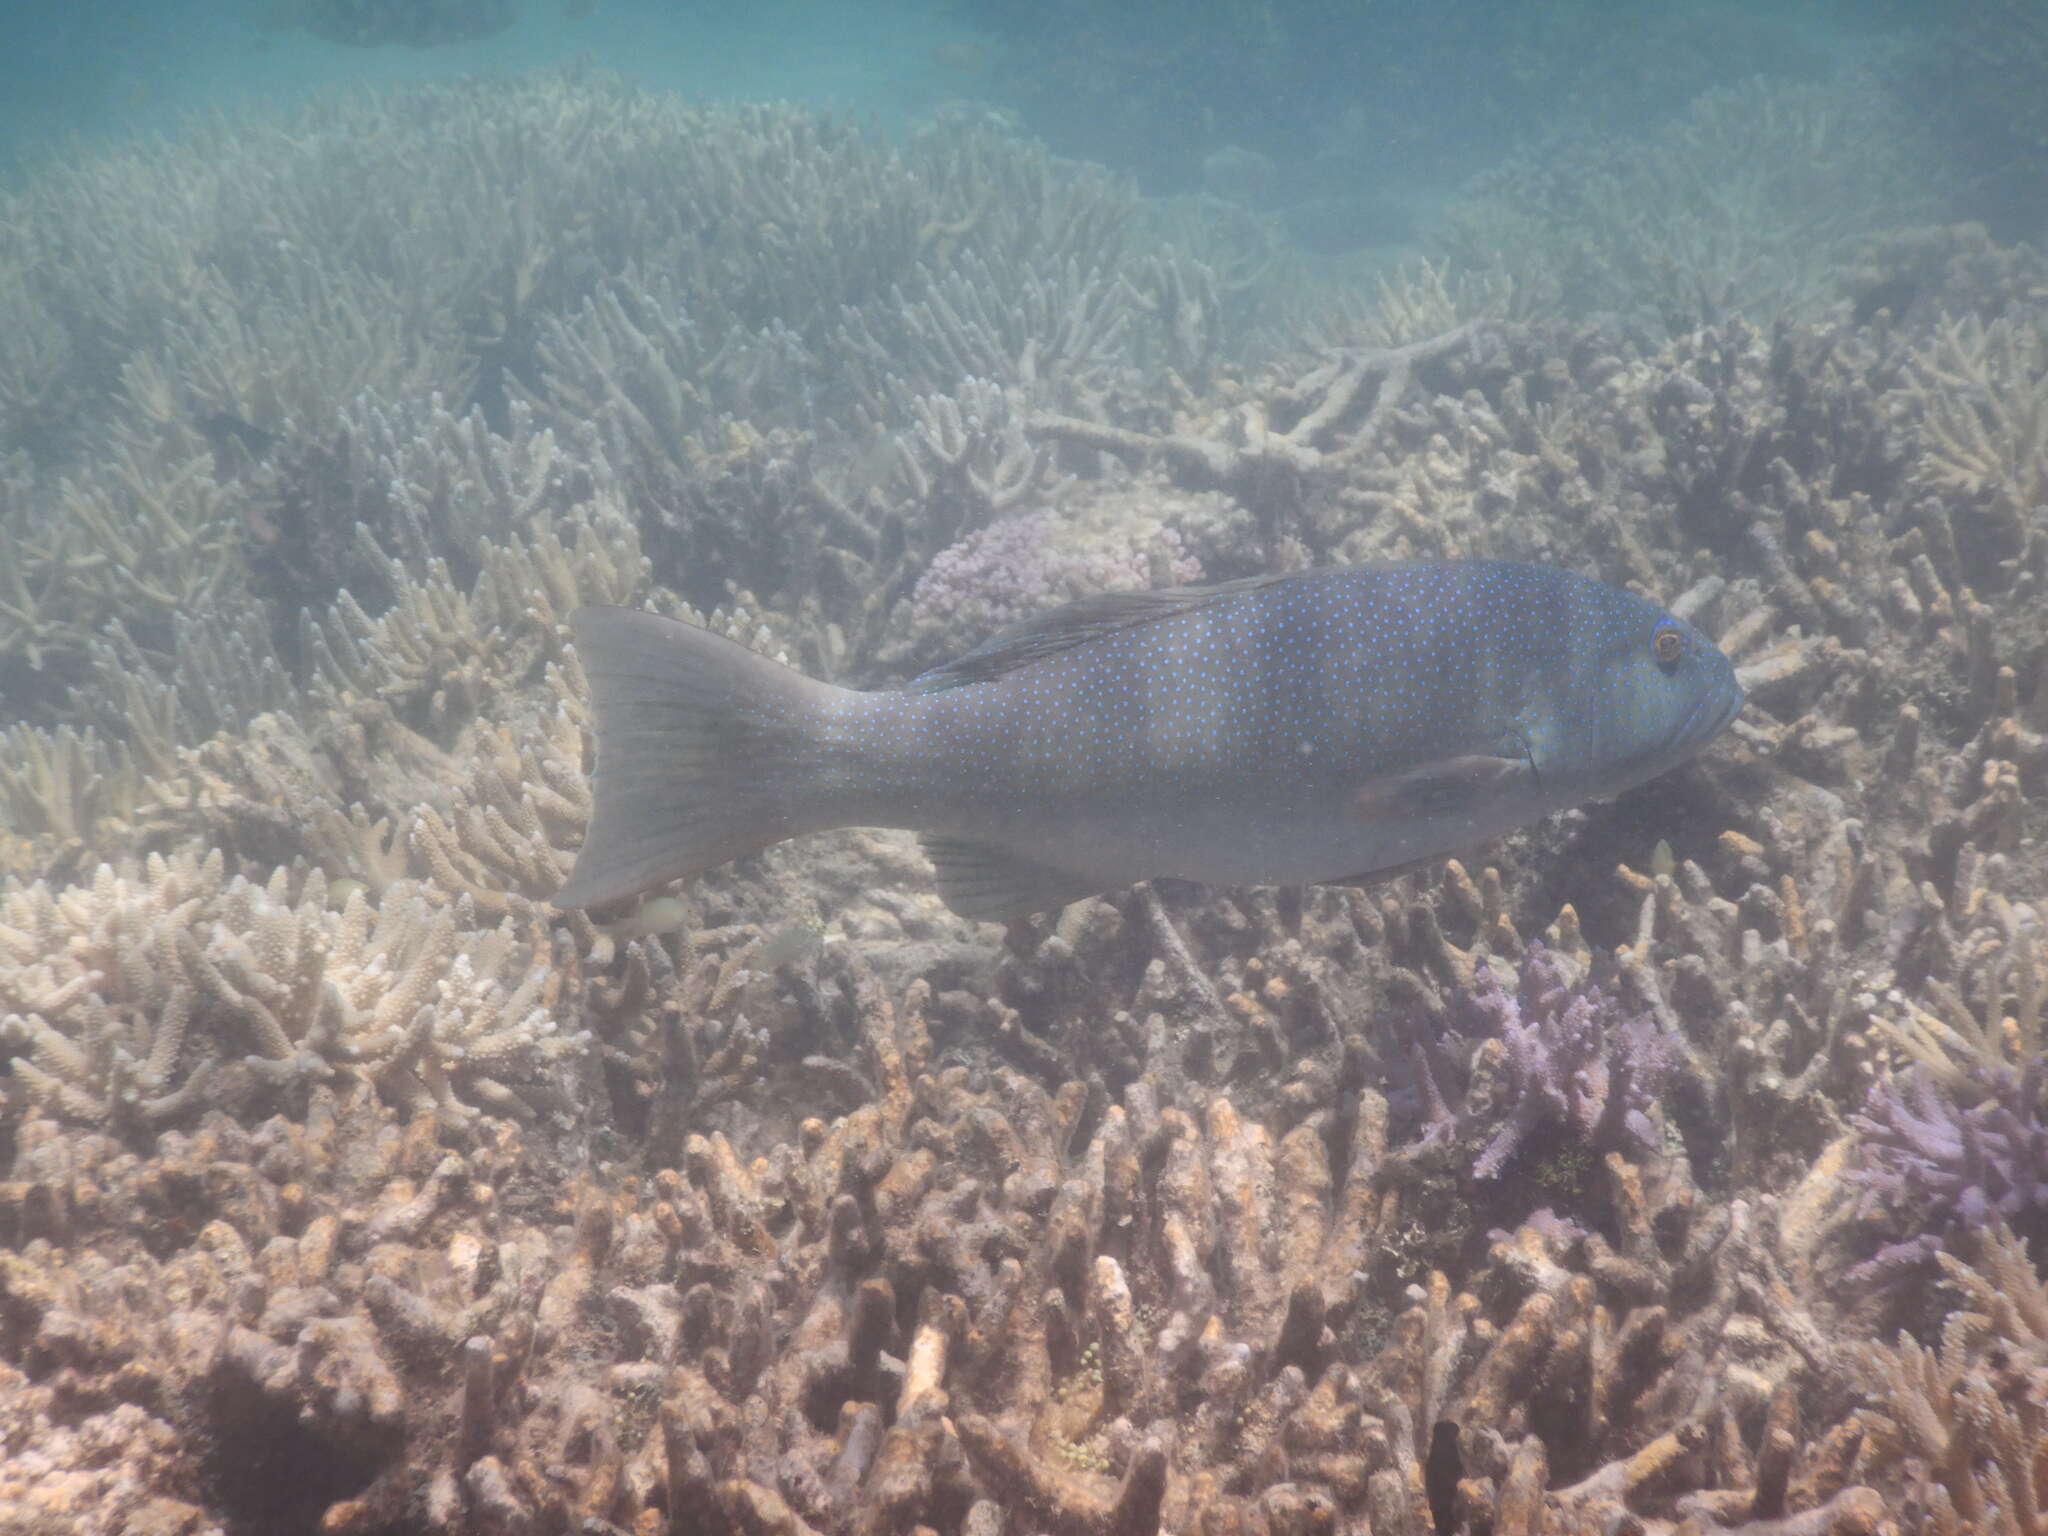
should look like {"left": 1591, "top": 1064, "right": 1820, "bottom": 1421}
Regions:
{"left": 919, "top": 836, "right": 1101, "bottom": 922}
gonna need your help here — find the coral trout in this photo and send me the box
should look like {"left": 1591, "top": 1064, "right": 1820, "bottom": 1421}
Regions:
{"left": 555, "top": 563, "right": 1744, "bottom": 921}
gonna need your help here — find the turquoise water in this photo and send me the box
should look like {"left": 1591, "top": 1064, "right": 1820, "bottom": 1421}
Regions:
{"left": 1, "top": 1, "right": 986, "bottom": 167}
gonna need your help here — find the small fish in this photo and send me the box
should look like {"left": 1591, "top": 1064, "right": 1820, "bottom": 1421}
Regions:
{"left": 555, "top": 563, "right": 1745, "bottom": 922}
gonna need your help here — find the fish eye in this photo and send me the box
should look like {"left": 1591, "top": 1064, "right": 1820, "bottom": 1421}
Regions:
{"left": 1653, "top": 627, "right": 1684, "bottom": 669}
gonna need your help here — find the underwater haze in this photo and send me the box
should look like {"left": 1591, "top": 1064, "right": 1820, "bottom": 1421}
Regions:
{"left": 1, "top": 2, "right": 2046, "bottom": 1534}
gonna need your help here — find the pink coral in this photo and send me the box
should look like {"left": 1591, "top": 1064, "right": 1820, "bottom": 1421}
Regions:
{"left": 910, "top": 509, "right": 1202, "bottom": 635}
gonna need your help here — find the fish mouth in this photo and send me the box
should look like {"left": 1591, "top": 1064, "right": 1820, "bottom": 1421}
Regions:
{"left": 1669, "top": 686, "right": 1746, "bottom": 755}
{"left": 1705, "top": 686, "right": 1746, "bottom": 741}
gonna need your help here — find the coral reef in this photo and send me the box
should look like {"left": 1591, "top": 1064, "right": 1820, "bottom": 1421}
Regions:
{"left": 2, "top": 61, "right": 2048, "bottom": 1536}
{"left": 1840, "top": 927, "right": 2046, "bottom": 1297}
{"left": 1408, "top": 943, "right": 1681, "bottom": 1187}
{"left": 1438, "top": 72, "right": 1941, "bottom": 333}
{"left": 1900, "top": 313, "right": 2048, "bottom": 590}
{"left": 0, "top": 852, "right": 589, "bottom": 1133}
{"left": 1850, "top": 1222, "right": 2048, "bottom": 1535}
{"left": 906, "top": 496, "right": 1202, "bottom": 656}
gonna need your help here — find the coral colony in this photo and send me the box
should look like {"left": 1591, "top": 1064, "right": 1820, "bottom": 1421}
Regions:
{"left": 1, "top": 42, "right": 2047, "bottom": 1536}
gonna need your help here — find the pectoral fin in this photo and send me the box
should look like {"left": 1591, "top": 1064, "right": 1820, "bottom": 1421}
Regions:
{"left": 920, "top": 836, "right": 1102, "bottom": 922}
{"left": 1349, "top": 753, "right": 1526, "bottom": 823}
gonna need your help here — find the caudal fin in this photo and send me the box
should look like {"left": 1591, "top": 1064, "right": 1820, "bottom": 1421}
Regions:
{"left": 554, "top": 606, "right": 840, "bottom": 910}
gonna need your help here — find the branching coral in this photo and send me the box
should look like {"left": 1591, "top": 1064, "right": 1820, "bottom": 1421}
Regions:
{"left": 1843, "top": 927, "right": 2047, "bottom": 1291}
{"left": 1439, "top": 72, "right": 1938, "bottom": 332}
{"left": 2, "top": 941, "right": 1905, "bottom": 1534}
{"left": 1852, "top": 1222, "right": 2048, "bottom": 1535}
{"left": 0, "top": 850, "right": 225, "bottom": 1130}
{"left": 1420, "top": 944, "right": 1681, "bottom": 1184}
{"left": 0, "top": 724, "right": 154, "bottom": 879}
{"left": 0, "top": 425, "right": 245, "bottom": 708}
{"left": 0, "top": 74, "right": 1227, "bottom": 730}
{"left": 1901, "top": 313, "right": 2048, "bottom": 591}
{"left": 1028, "top": 319, "right": 1485, "bottom": 563}
{"left": 0, "top": 852, "right": 589, "bottom": 1133}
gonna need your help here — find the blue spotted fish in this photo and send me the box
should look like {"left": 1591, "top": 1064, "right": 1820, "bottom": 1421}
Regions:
{"left": 555, "top": 563, "right": 1744, "bottom": 922}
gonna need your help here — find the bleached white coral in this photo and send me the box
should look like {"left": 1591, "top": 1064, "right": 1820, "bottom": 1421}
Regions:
{"left": 1904, "top": 312, "right": 2048, "bottom": 583}
{"left": 1, "top": 851, "right": 589, "bottom": 1131}
{"left": 189, "top": 871, "right": 591, "bottom": 1127}
{"left": 0, "top": 848, "right": 223, "bottom": 1127}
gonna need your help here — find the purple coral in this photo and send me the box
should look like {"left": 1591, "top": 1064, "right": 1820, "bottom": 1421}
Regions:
{"left": 1447, "top": 945, "right": 1679, "bottom": 1181}
{"left": 911, "top": 510, "right": 1201, "bottom": 634}
{"left": 1845, "top": 1058, "right": 2048, "bottom": 1289}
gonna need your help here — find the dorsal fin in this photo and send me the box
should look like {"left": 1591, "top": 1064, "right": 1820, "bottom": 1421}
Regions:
{"left": 903, "top": 570, "right": 1305, "bottom": 692}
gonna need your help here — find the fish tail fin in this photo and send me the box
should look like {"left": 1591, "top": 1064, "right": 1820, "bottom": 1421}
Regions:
{"left": 554, "top": 606, "right": 844, "bottom": 910}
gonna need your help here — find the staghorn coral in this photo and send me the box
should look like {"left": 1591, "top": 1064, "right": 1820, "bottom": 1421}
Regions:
{"left": 1839, "top": 923, "right": 2047, "bottom": 1294}
{"left": 1839, "top": 223, "right": 2048, "bottom": 332}
{"left": 1415, "top": 943, "right": 1681, "bottom": 1187}
{"left": 0, "top": 484, "right": 652, "bottom": 902}
{"left": 0, "top": 73, "right": 1254, "bottom": 729}
{"left": 4, "top": 303, "right": 2035, "bottom": 1525}
{"left": 1851, "top": 1222, "right": 2048, "bottom": 1535}
{"left": 0, "top": 724, "right": 156, "bottom": 883}
{"left": 1438, "top": 70, "right": 1940, "bottom": 334}
{"left": 0, "top": 934, "right": 1911, "bottom": 1535}
{"left": 0, "top": 422, "right": 245, "bottom": 712}
{"left": 1028, "top": 318, "right": 1487, "bottom": 565}
{"left": 0, "top": 851, "right": 589, "bottom": 1135}
{"left": 1898, "top": 312, "right": 2048, "bottom": 592}
{"left": 1845, "top": 1059, "right": 2047, "bottom": 1290}
{"left": 0, "top": 848, "right": 231, "bottom": 1131}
